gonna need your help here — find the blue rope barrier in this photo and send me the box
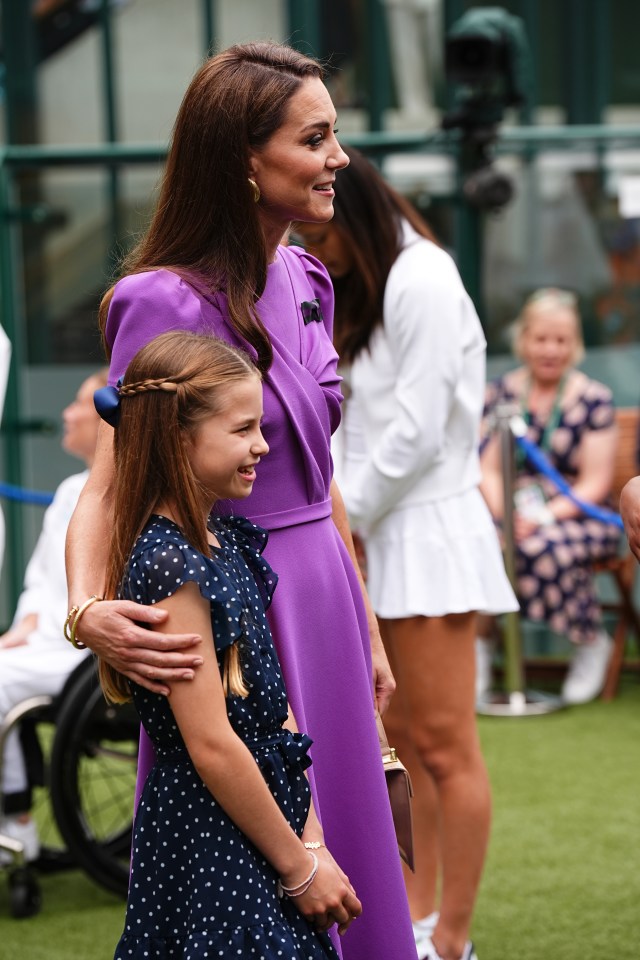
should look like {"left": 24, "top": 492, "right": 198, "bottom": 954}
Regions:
{"left": 515, "top": 433, "right": 624, "bottom": 531}
{"left": 0, "top": 482, "right": 54, "bottom": 506}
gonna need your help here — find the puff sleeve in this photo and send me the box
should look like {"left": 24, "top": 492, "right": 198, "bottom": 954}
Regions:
{"left": 106, "top": 270, "right": 210, "bottom": 384}
{"left": 287, "top": 246, "right": 343, "bottom": 435}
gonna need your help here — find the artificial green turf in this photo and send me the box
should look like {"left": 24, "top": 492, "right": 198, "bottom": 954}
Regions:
{"left": 0, "top": 870, "right": 123, "bottom": 959}
{"left": 1, "top": 680, "right": 639, "bottom": 958}
{"left": 474, "top": 676, "right": 640, "bottom": 960}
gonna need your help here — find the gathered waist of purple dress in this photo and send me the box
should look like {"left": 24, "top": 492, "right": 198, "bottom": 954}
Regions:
{"left": 249, "top": 497, "right": 332, "bottom": 531}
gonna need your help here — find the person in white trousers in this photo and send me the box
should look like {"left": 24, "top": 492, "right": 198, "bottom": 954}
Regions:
{"left": 0, "top": 368, "right": 107, "bottom": 862}
{"left": 0, "top": 323, "right": 12, "bottom": 579}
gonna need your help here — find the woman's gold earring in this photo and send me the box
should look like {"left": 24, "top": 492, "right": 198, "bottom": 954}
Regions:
{"left": 248, "top": 178, "right": 260, "bottom": 203}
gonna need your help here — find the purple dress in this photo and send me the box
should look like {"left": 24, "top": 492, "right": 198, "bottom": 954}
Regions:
{"left": 106, "top": 246, "right": 416, "bottom": 960}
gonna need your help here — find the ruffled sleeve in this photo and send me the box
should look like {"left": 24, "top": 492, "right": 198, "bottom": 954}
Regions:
{"left": 123, "top": 531, "right": 248, "bottom": 653}
{"left": 211, "top": 516, "right": 278, "bottom": 612}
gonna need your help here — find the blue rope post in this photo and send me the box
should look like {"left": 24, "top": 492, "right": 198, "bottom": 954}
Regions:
{"left": 497, "top": 403, "right": 526, "bottom": 703}
{"left": 477, "top": 407, "right": 564, "bottom": 717}
{"left": 514, "top": 433, "right": 624, "bottom": 529}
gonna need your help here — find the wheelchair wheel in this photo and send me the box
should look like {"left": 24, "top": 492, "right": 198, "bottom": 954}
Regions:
{"left": 49, "top": 662, "right": 138, "bottom": 898}
{"left": 8, "top": 866, "right": 42, "bottom": 918}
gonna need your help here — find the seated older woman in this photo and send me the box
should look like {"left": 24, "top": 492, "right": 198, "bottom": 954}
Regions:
{"left": 478, "top": 288, "right": 621, "bottom": 704}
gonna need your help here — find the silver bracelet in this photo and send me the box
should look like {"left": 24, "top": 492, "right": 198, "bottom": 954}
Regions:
{"left": 277, "top": 852, "right": 318, "bottom": 899}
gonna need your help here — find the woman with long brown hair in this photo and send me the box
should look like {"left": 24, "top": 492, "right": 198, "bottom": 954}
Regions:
{"left": 295, "top": 146, "right": 517, "bottom": 960}
{"left": 65, "top": 42, "right": 416, "bottom": 960}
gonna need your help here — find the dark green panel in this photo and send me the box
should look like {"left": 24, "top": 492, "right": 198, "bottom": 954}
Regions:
{"left": 287, "top": 0, "right": 321, "bottom": 57}
{"left": 610, "top": 0, "right": 640, "bottom": 103}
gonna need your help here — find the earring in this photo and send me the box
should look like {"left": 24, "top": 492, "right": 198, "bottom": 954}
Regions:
{"left": 248, "top": 178, "right": 260, "bottom": 203}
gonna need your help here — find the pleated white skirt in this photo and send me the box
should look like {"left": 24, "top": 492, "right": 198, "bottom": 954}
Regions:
{"left": 363, "top": 486, "right": 519, "bottom": 620}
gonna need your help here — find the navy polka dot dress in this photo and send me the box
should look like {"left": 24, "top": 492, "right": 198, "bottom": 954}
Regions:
{"left": 114, "top": 515, "right": 339, "bottom": 960}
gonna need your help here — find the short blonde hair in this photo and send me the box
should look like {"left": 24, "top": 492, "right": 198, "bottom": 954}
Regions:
{"left": 511, "top": 288, "right": 585, "bottom": 366}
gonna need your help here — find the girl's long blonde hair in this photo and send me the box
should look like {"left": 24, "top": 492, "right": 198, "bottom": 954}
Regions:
{"left": 100, "top": 331, "right": 260, "bottom": 703}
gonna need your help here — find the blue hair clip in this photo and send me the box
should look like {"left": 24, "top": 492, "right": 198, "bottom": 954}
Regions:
{"left": 94, "top": 380, "right": 122, "bottom": 427}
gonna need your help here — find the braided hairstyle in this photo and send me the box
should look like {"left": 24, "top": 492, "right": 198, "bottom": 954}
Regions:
{"left": 100, "top": 330, "right": 260, "bottom": 703}
{"left": 118, "top": 378, "right": 179, "bottom": 397}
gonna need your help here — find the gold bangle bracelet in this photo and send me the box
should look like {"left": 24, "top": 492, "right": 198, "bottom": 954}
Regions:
{"left": 303, "top": 841, "right": 325, "bottom": 850}
{"left": 68, "top": 595, "right": 103, "bottom": 650}
{"left": 63, "top": 604, "right": 80, "bottom": 642}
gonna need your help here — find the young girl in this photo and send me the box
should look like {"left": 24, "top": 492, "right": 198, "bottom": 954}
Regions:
{"left": 91, "top": 331, "right": 361, "bottom": 959}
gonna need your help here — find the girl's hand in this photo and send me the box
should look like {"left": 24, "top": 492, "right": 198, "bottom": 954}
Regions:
{"left": 290, "top": 857, "right": 362, "bottom": 935}
{"left": 72, "top": 598, "right": 203, "bottom": 695}
{"left": 621, "top": 476, "right": 640, "bottom": 562}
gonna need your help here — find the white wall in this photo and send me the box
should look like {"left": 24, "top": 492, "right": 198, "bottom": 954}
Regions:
{"left": 38, "top": 0, "right": 285, "bottom": 146}
{"left": 29, "top": 0, "right": 287, "bottom": 326}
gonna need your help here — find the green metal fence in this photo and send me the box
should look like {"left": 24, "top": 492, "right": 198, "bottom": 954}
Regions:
{"left": 3, "top": 122, "right": 640, "bottom": 607}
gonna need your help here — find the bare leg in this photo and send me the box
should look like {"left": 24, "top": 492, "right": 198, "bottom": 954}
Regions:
{"left": 380, "top": 612, "right": 490, "bottom": 960}
{"left": 476, "top": 613, "right": 495, "bottom": 638}
{"left": 380, "top": 619, "right": 439, "bottom": 920}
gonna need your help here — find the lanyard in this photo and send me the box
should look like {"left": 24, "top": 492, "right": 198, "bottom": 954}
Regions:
{"left": 518, "top": 374, "right": 567, "bottom": 464}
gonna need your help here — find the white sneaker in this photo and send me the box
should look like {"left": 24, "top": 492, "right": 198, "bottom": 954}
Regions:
{"left": 413, "top": 912, "right": 439, "bottom": 959}
{"left": 561, "top": 631, "right": 613, "bottom": 705}
{"left": 475, "top": 637, "right": 494, "bottom": 700}
{"left": 417, "top": 935, "right": 478, "bottom": 960}
{"left": 0, "top": 816, "right": 40, "bottom": 866}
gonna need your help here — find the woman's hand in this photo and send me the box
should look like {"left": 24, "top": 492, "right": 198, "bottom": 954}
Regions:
{"left": 513, "top": 511, "right": 540, "bottom": 543}
{"left": 290, "top": 856, "right": 362, "bottom": 935}
{"left": 314, "top": 844, "right": 353, "bottom": 893}
{"left": 370, "top": 628, "right": 395, "bottom": 715}
{"left": 73, "top": 598, "right": 203, "bottom": 695}
{"left": 620, "top": 476, "right": 640, "bottom": 562}
{"left": 63, "top": 427, "right": 203, "bottom": 695}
